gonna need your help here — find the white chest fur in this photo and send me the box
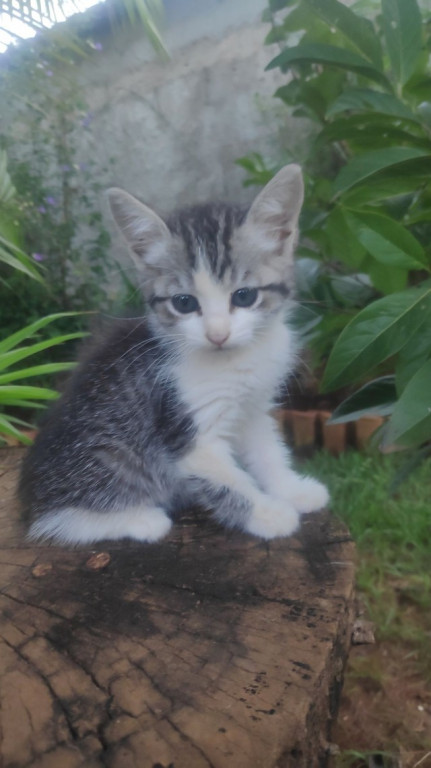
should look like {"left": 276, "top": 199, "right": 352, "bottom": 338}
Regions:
{"left": 173, "top": 318, "right": 295, "bottom": 439}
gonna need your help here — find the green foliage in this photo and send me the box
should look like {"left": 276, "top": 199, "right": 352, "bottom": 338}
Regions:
{"left": 0, "top": 150, "right": 42, "bottom": 281}
{"left": 0, "top": 150, "right": 84, "bottom": 445}
{"left": 304, "top": 450, "right": 431, "bottom": 672}
{"left": 0, "top": 40, "right": 113, "bottom": 314}
{"left": 0, "top": 313, "right": 83, "bottom": 444}
{"left": 240, "top": 0, "right": 431, "bottom": 454}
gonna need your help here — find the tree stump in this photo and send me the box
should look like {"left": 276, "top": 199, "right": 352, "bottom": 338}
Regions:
{"left": 0, "top": 447, "right": 355, "bottom": 768}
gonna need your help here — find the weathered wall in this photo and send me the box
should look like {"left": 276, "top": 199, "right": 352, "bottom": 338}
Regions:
{"left": 77, "top": 0, "right": 308, "bottom": 215}
{"left": 1, "top": 0, "right": 312, "bottom": 280}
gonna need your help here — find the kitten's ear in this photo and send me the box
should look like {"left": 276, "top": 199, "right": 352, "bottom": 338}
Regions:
{"left": 244, "top": 164, "right": 304, "bottom": 255}
{"left": 107, "top": 188, "right": 171, "bottom": 265}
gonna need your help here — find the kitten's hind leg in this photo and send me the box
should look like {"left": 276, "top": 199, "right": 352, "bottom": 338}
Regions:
{"left": 28, "top": 505, "right": 172, "bottom": 545}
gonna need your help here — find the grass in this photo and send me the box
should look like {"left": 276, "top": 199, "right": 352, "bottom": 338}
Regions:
{"left": 302, "top": 450, "right": 431, "bottom": 668}
{"left": 302, "top": 450, "right": 431, "bottom": 767}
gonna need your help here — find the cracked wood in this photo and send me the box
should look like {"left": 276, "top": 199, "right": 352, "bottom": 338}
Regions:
{"left": 0, "top": 447, "right": 356, "bottom": 768}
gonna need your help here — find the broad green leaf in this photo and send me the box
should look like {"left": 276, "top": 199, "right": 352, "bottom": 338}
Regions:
{"left": 268, "top": 0, "right": 296, "bottom": 10}
{"left": 326, "top": 208, "right": 367, "bottom": 269}
{"left": 0, "top": 385, "right": 59, "bottom": 402}
{"left": 395, "top": 322, "right": 431, "bottom": 393}
{"left": 326, "top": 88, "right": 418, "bottom": 122}
{"left": 275, "top": 82, "right": 327, "bottom": 121}
{"left": 343, "top": 172, "right": 431, "bottom": 206}
{"left": 329, "top": 274, "right": 375, "bottom": 307}
{"left": 0, "top": 313, "right": 84, "bottom": 355}
{"left": 321, "top": 284, "right": 431, "bottom": 391}
{"left": 305, "top": 0, "right": 382, "bottom": 68}
{"left": 0, "top": 333, "right": 84, "bottom": 372}
{"left": 0, "top": 415, "right": 33, "bottom": 445}
{"left": 343, "top": 210, "right": 428, "bottom": 270}
{"left": 315, "top": 117, "right": 428, "bottom": 151}
{"left": 366, "top": 259, "right": 408, "bottom": 294}
{"left": 266, "top": 44, "right": 391, "bottom": 89}
{"left": 329, "top": 376, "right": 397, "bottom": 423}
{"left": 381, "top": 0, "right": 422, "bottom": 86}
{"left": 333, "top": 147, "right": 431, "bottom": 196}
{"left": 0, "top": 361, "right": 76, "bottom": 385}
{"left": 382, "top": 359, "right": 431, "bottom": 447}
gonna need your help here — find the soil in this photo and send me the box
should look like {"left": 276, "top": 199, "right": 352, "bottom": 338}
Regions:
{"left": 331, "top": 611, "right": 431, "bottom": 768}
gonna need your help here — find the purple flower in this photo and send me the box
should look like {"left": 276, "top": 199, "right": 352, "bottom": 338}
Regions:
{"left": 46, "top": 70, "right": 53, "bottom": 77}
{"left": 79, "top": 162, "right": 89, "bottom": 172}
{"left": 93, "top": 42, "right": 103, "bottom": 51}
{"left": 32, "top": 253, "right": 44, "bottom": 262}
{"left": 60, "top": 164, "right": 71, "bottom": 172}
{"left": 45, "top": 196, "right": 57, "bottom": 206}
{"left": 37, "top": 205, "right": 46, "bottom": 214}
{"left": 81, "top": 112, "right": 93, "bottom": 128}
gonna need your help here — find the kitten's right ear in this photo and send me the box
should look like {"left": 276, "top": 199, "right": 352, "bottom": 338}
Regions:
{"left": 107, "top": 188, "right": 171, "bottom": 265}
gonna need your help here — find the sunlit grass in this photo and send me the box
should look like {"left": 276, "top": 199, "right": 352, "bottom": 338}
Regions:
{"left": 302, "top": 450, "right": 431, "bottom": 671}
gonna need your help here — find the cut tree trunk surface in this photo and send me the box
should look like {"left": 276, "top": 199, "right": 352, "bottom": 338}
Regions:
{"left": 0, "top": 448, "right": 356, "bottom": 768}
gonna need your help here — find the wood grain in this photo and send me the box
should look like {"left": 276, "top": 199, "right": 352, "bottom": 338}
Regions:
{"left": 0, "top": 447, "right": 355, "bottom": 768}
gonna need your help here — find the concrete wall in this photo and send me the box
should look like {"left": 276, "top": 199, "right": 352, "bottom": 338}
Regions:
{"left": 1, "top": 0, "right": 312, "bottom": 278}
{"left": 75, "top": 0, "right": 310, "bottom": 214}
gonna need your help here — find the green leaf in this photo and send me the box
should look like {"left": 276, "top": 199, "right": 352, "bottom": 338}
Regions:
{"left": 315, "top": 116, "right": 428, "bottom": 151}
{"left": 329, "top": 376, "right": 397, "bottom": 423}
{"left": 0, "top": 333, "right": 84, "bottom": 372}
{"left": 0, "top": 237, "right": 43, "bottom": 282}
{"left": 366, "top": 259, "right": 408, "bottom": 294}
{"left": 0, "top": 385, "right": 59, "bottom": 402}
{"left": 382, "top": 359, "right": 431, "bottom": 447}
{"left": 1, "top": 399, "right": 45, "bottom": 410}
{"left": 326, "top": 88, "right": 419, "bottom": 122}
{"left": 343, "top": 210, "right": 428, "bottom": 270}
{"left": 0, "top": 150, "right": 16, "bottom": 204}
{"left": 326, "top": 208, "right": 367, "bottom": 269}
{"left": 381, "top": 0, "right": 422, "bottom": 86}
{"left": 0, "top": 361, "right": 76, "bottom": 385}
{"left": 266, "top": 43, "right": 391, "bottom": 89}
{"left": 321, "top": 284, "right": 431, "bottom": 391}
{"left": 269, "top": 0, "right": 296, "bottom": 10}
{"left": 305, "top": 0, "right": 382, "bottom": 68}
{"left": 333, "top": 147, "right": 431, "bottom": 196}
{"left": 342, "top": 171, "right": 431, "bottom": 206}
{"left": 0, "top": 313, "right": 84, "bottom": 355}
{"left": 395, "top": 322, "right": 431, "bottom": 393}
{"left": 0, "top": 415, "right": 33, "bottom": 445}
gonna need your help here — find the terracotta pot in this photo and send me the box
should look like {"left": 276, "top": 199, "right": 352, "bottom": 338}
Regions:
{"left": 290, "top": 410, "right": 319, "bottom": 448}
{"left": 319, "top": 411, "right": 347, "bottom": 455}
{"left": 355, "top": 416, "right": 384, "bottom": 450}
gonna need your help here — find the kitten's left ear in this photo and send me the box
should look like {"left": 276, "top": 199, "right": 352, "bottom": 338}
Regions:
{"left": 245, "top": 164, "right": 304, "bottom": 255}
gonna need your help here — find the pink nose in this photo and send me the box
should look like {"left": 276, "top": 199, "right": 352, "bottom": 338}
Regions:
{"left": 206, "top": 332, "right": 229, "bottom": 347}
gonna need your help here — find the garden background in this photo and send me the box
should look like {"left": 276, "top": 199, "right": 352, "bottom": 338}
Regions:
{"left": 0, "top": 0, "right": 430, "bottom": 765}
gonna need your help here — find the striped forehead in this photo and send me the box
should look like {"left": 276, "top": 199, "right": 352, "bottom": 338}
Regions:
{"left": 167, "top": 204, "right": 247, "bottom": 281}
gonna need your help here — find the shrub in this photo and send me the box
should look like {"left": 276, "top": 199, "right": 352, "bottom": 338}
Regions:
{"left": 239, "top": 0, "right": 431, "bottom": 458}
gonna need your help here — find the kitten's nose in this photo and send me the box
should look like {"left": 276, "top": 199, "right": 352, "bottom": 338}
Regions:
{"left": 206, "top": 331, "right": 230, "bottom": 348}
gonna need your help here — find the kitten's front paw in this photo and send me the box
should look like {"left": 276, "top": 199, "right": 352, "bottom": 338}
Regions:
{"left": 278, "top": 475, "right": 329, "bottom": 514}
{"left": 245, "top": 498, "right": 299, "bottom": 540}
{"left": 123, "top": 507, "right": 172, "bottom": 542}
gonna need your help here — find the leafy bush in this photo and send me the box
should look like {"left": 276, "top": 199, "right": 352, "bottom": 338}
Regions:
{"left": 0, "top": 151, "right": 84, "bottom": 444}
{"left": 240, "top": 0, "right": 431, "bottom": 456}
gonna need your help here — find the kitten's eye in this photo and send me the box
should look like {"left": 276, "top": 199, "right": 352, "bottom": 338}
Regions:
{"left": 171, "top": 294, "right": 200, "bottom": 314}
{"left": 231, "top": 287, "right": 258, "bottom": 308}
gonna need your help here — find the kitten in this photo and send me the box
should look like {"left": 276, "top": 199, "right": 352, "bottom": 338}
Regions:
{"left": 19, "top": 164, "right": 329, "bottom": 545}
